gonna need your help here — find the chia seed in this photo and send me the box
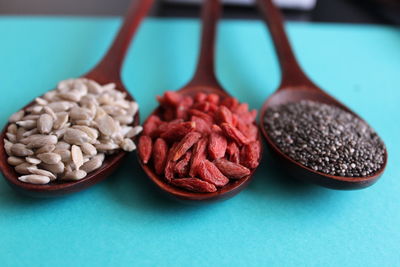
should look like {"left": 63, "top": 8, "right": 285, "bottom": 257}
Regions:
{"left": 263, "top": 100, "right": 385, "bottom": 177}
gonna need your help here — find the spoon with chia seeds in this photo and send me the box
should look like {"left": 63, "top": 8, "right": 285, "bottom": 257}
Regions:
{"left": 0, "top": 0, "right": 154, "bottom": 197}
{"left": 257, "top": 0, "right": 387, "bottom": 189}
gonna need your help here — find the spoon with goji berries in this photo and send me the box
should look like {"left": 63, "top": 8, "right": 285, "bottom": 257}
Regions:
{"left": 137, "top": 0, "right": 263, "bottom": 202}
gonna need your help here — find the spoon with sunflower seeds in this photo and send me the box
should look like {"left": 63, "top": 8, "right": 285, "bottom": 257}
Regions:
{"left": 0, "top": 0, "right": 154, "bottom": 197}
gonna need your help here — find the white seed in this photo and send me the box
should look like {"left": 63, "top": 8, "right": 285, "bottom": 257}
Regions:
{"left": 25, "top": 157, "right": 41, "bottom": 165}
{"left": 29, "top": 105, "right": 44, "bottom": 114}
{"left": 18, "top": 174, "right": 50, "bottom": 184}
{"left": 36, "top": 144, "right": 55, "bottom": 154}
{"left": 9, "top": 110, "right": 25, "bottom": 123}
{"left": 35, "top": 97, "right": 48, "bottom": 105}
{"left": 43, "top": 106, "right": 57, "bottom": 120}
{"left": 114, "top": 115, "right": 134, "bottom": 125}
{"left": 27, "top": 167, "right": 56, "bottom": 180}
{"left": 55, "top": 141, "right": 70, "bottom": 150}
{"left": 102, "top": 105, "right": 126, "bottom": 116}
{"left": 54, "top": 149, "right": 71, "bottom": 163}
{"left": 22, "top": 128, "right": 38, "bottom": 137}
{"left": 72, "top": 125, "right": 98, "bottom": 141}
{"left": 40, "top": 162, "right": 64, "bottom": 174}
{"left": 81, "top": 154, "right": 104, "bottom": 173}
{"left": 7, "top": 124, "right": 18, "bottom": 134}
{"left": 86, "top": 79, "right": 103, "bottom": 94}
{"left": 59, "top": 91, "right": 82, "bottom": 102}
{"left": 127, "top": 102, "right": 139, "bottom": 117}
{"left": 11, "top": 143, "right": 33, "bottom": 157}
{"left": 6, "top": 133, "right": 17, "bottom": 143}
{"left": 15, "top": 163, "right": 36, "bottom": 174}
{"left": 95, "top": 142, "right": 119, "bottom": 151}
{"left": 126, "top": 125, "right": 142, "bottom": 138}
{"left": 16, "top": 120, "right": 36, "bottom": 129}
{"left": 97, "top": 115, "right": 117, "bottom": 136}
{"left": 53, "top": 112, "right": 69, "bottom": 129}
{"left": 70, "top": 106, "right": 92, "bottom": 121}
{"left": 37, "top": 113, "right": 54, "bottom": 134}
{"left": 121, "top": 138, "right": 136, "bottom": 152}
{"left": 7, "top": 156, "right": 25, "bottom": 166}
{"left": 81, "top": 143, "right": 97, "bottom": 156}
{"left": 71, "top": 145, "right": 84, "bottom": 170}
{"left": 63, "top": 128, "right": 90, "bottom": 145}
{"left": 48, "top": 101, "right": 73, "bottom": 112}
{"left": 37, "top": 152, "right": 61, "bottom": 165}
{"left": 53, "top": 128, "right": 66, "bottom": 138}
{"left": 4, "top": 139, "right": 13, "bottom": 155}
{"left": 25, "top": 134, "right": 58, "bottom": 148}
{"left": 102, "top": 83, "right": 116, "bottom": 91}
{"left": 16, "top": 127, "right": 26, "bottom": 141}
{"left": 62, "top": 169, "right": 87, "bottom": 181}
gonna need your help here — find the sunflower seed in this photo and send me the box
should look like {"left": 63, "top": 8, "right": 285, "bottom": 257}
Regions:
{"left": 37, "top": 114, "right": 54, "bottom": 134}
{"left": 25, "top": 157, "right": 41, "bottom": 165}
{"left": 81, "top": 154, "right": 104, "bottom": 173}
{"left": 62, "top": 169, "right": 87, "bottom": 181}
{"left": 55, "top": 141, "right": 70, "bottom": 150}
{"left": 71, "top": 145, "right": 83, "bottom": 170}
{"left": 37, "top": 153, "right": 61, "bottom": 165}
{"left": 7, "top": 156, "right": 25, "bottom": 166}
{"left": 18, "top": 174, "right": 50, "bottom": 184}
{"left": 11, "top": 143, "right": 33, "bottom": 157}
{"left": 97, "top": 115, "right": 117, "bottom": 136}
{"left": 81, "top": 143, "right": 97, "bottom": 156}
{"left": 35, "top": 97, "right": 48, "bottom": 105}
{"left": 40, "top": 162, "right": 64, "bottom": 174}
{"left": 63, "top": 128, "right": 90, "bottom": 145}
{"left": 54, "top": 149, "right": 71, "bottom": 163}
{"left": 36, "top": 144, "right": 56, "bottom": 154}
{"left": 4, "top": 139, "right": 13, "bottom": 155}
{"left": 6, "top": 133, "right": 17, "bottom": 143}
{"left": 9, "top": 110, "right": 25, "bottom": 123}
{"left": 27, "top": 167, "right": 56, "bottom": 180}
{"left": 7, "top": 124, "right": 17, "bottom": 134}
{"left": 15, "top": 163, "right": 36, "bottom": 174}
{"left": 53, "top": 112, "right": 69, "bottom": 130}
{"left": 25, "top": 135, "right": 58, "bottom": 148}
{"left": 121, "top": 138, "right": 136, "bottom": 152}
{"left": 16, "top": 120, "right": 36, "bottom": 129}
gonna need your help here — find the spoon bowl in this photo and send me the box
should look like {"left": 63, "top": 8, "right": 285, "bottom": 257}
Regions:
{"left": 139, "top": 0, "right": 262, "bottom": 202}
{"left": 0, "top": 0, "right": 154, "bottom": 197}
{"left": 257, "top": 0, "right": 387, "bottom": 189}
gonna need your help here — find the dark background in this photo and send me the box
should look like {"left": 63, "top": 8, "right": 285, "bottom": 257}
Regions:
{"left": 0, "top": 0, "right": 399, "bottom": 25}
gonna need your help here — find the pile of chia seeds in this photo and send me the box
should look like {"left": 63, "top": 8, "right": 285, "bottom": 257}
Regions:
{"left": 263, "top": 100, "right": 385, "bottom": 177}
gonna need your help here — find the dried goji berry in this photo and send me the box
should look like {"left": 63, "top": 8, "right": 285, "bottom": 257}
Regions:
{"left": 215, "top": 106, "right": 233, "bottom": 125}
{"left": 143, "top": 115, "right": 161, "bottom": 137}
{"left": 153, "top": 138, "right": 168, "bottom": 175}
{"left": 194, "top": 92, "right": 207, "bottom": 103}
{"left": 206, "top": 93, "right": 219, "bottom": 105}
{"left": 240, "top": 141, "right": 261, "bottom": 169}
{"left": 174, "top": 151, "right": 192, "bottom": 177}
{"left": 138, "top": 135, "right": 152, "bottom": 164}
{"left": 191, "top": 116, "right": 211, "bottom": 134}
{"left": 172, "top": 132, "right": 202, "bottom": 161}
{"left": 196, "top": 160, "right": 229, "bottom": 187}
{"left": 220, "top": 97, "right": 239, "bottom": 110}
{"left": 220, "top": 123, "right": 250, "bottom": 146}
{"left": 208, "top": 131, "right": 227, "bottom": 159}
{"left": 162, "top": 91, "right": 182, "bottom": 107}
{"left": 160, "top": 121, "right": 196, "bottom": 142}
{"left": 170, "top": 178, "right": 217, "bottom": 193}
{"left": 164, "top": 143, "right": 178, "bottom": 181}
{"left": 226, "top": 142, "right": 240, "bottom": 163}
{"left": 214, "top": 158, "right": 250, "bottom": 179}
{"left": 188, "top": 109, "right": 213, "bottom": 124}
{"left": 189, "top": 137, "right": 208, "bottom": 177}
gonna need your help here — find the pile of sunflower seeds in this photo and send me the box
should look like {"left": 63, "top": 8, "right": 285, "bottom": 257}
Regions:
{"left": 264, "top": 100, "right": 385, "bottom": 177}
{"left": 4, "top": 78, "right": 142, "bottom": 184}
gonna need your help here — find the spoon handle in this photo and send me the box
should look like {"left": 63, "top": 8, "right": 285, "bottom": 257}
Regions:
{"left": 257, "top": 0, "right": 315, "bottom": 89}
{"left": 86, "top": 0, "right": 154, "bottom": 82}
{"left": 186, "top": 0, "right": 222, "bottom": 89}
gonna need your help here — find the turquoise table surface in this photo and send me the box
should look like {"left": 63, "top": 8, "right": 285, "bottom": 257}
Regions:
{"left": 0, "top": 17, "right": 399, "bottom": 267}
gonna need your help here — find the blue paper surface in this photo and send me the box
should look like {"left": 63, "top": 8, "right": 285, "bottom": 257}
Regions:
{"left": 0, "top": 17, "right": 399, "bottom": 267}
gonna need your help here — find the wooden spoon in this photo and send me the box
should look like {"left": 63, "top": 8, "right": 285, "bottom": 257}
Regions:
{"left": 0, "top": 0, "right": 154, "bottom": 197}
{"left": 139, "top": 0, "right": 262, "bottom": 202}
{"left": 257, "top": 0, "right": 387, "bottom": 189}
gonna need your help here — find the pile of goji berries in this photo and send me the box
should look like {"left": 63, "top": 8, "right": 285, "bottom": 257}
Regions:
{"left": 138, "top": 91, "right": 261, "bottom": 193}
